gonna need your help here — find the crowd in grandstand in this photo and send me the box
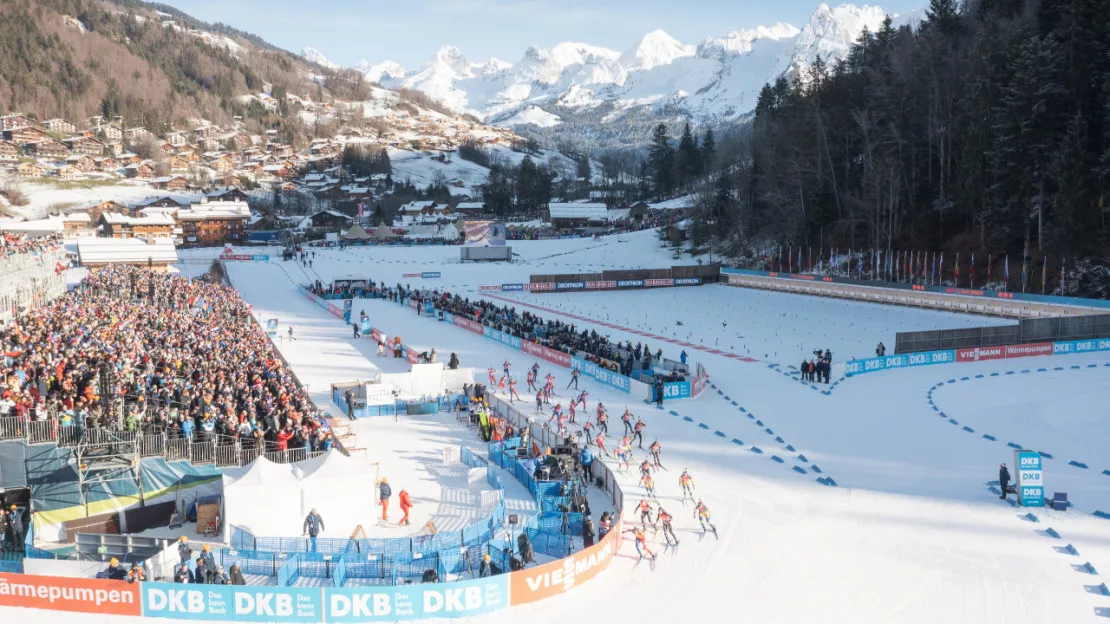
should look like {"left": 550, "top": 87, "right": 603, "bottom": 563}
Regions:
{"left": 0, "top": 265, "right": 333, "bottom": 453}
{"left": 0, "top": 233, "right": 62, "bottom": 260}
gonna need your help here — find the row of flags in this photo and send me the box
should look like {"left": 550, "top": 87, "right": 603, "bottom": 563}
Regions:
{"left": 769, "top": 247, "right": 1064, "bottom": 294}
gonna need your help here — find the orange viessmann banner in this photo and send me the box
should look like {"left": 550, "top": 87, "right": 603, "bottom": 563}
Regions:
{"left": 509, "top": 519, "right": 622, "bottom": 605}
{"left": 0, "top": 572, "right": 141, "bottom": 616}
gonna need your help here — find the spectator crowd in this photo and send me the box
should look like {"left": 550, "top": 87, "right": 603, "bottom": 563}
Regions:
{"left": 0, "top": 265, "right": 334, "bottom": 455}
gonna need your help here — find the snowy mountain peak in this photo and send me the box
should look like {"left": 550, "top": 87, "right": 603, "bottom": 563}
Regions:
{"left": 619, "top": 29, "right": 696, "bottom": 71}
{"left": 356, "top": 59, "right": 406, "bottom": 83}
{"left": 434, "top": 45, "right": 471, "bottom": 74}
{"left": 301, "top": 46, "right": 338, "bottom": 70}
{"left": 698, "top": 22, "right": 802, "bottom": 57}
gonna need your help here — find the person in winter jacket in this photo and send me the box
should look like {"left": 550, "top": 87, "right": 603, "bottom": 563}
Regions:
{"left": 582, "top": 514, "right": 596, "bottom": 548}
{"left": 6, "top": 505, "right": 25, "bottom": 551}
{"left": 192, "top": 556, "right": 209, "bottom": 584}
{"left": 177, "top": 535, "right": 191, "bottom": 564}
{"left": 598, "top": 511, "right": 611, "bottom": 539}
{"left": 174, "top": 564, "right": 193, "bottom": 584}
{"left": 999, "top": 463, "right": 1011, "bottom": 500}
{"left": 517, "top": 532, "right": 534, "bottom": 566}
{"left": 229, "top": 564, "right": 247, "bottom": 585}
{"left": 303, "top": 509, "right": 325, "bottom": 551}
{"left": 479, "top": 553, "right": 492, "bottom": 578}
{"left": 399, "top": 489, "right": 413, "bottom": 526}
{"left": 379, "top": 478, "right": 392, "bottom": 521}
{"left": 209, "top": 565, "right": 229, "bottom": 585}
{"left": 448, "top": 353, "right": 459, "bottom": 370}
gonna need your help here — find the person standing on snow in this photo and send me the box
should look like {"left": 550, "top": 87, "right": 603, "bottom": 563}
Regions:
{"left": 303, "top": 508, "right": 325, "bottom": 551}
{"left": 379, "top": 478, "right": 392, "bottom": 520}
{"left": 399, "top": 488, "right": 413, "bottom": 526}
{"left": 999, "top": 463, "right": 1011, "bottom": 501}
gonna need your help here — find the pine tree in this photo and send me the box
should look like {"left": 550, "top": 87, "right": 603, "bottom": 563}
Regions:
{"left": 700, "top": 128, "right": 717, "bottom": 173}
{"left": 675, "top": 123, "right": 700, "bottom": 189}
{"left": 649, "top": 123, "right": 674, "bottom": 200}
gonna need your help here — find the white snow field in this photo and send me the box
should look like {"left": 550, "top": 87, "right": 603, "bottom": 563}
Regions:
{"left": 11, "top": 229, "right": 1110, "bottom": 624}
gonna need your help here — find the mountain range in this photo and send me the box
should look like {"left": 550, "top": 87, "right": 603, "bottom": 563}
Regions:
{"left": 302, "top": 3, "right": 922, "bottom": 133}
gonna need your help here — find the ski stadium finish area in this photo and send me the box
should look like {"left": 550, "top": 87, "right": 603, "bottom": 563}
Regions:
{"left": 3, "top": 230, "right": 1110, "bottom": 624}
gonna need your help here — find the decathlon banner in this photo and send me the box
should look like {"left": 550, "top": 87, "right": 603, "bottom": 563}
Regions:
{"left": 325, "top": 576, "right": 508, "bottom": 622}
{"left": 421, "top": 272, "right": 441, "bottom": 279}
{"left": 0, "top": 573, "right": 141, "bottom": 616}
{"left": 141, "top": 583, "right": 322, "bottom": 622}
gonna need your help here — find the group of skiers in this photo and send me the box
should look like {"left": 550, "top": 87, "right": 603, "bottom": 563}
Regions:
{"left": 800, "top": 349, "right": 833, "bottom": 383}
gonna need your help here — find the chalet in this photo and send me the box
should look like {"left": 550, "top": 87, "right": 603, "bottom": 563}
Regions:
{"left": 55, "top": 165, "right": 79, "bottom": 180}
{"left": 98, "top": 212, "right": 176, "bottom": 239}
{"left": 88, "top": 201, "right": 128, "bottom": 223}
{"left": 63, "top": 212, "right": 91, "bottom": 233}
{"left": 177, "top": 150, "right": 201, "bottom": 163}
{"left": 307, "top": 209, "right": 353, "bottom": 231}
{"left": 169, "top": 156, "right": 190, "bottom": 171}
{"left": 125, "top": 127, "right": 153, "bottom": 142}
{"left": 0, "top": 114, "right": 35, "bottom": 131}
{"left": 76, "top": 237, "right": 179, "bottom": 273}
{"left": 124, "top": 161, "right": 155, "bottom": 179}
{"left": 165, "top": 131, "right": 188, "bottom": 147}
{"left": 206, "top": 188, "right": 249, "bottom": 203}
{"left": 0, "top": 140, "right": 18, "bottom": 161}
{"left": 398, "top": 200, "right": 448, "bottom": 220}
{"left": 150, "top": 175, "right": 189, "bottom": 191}
{"left": 26, "top": 140, "right": 70, "bottom": 159}
{"left": 94, "top": 157, "right": 117, "bottom": 171}
{"left": 4, "top": 126, "right": 51, "bottom": 144}
{"left": 105, "top": 142, "right": 124, "bottom": 156}
{"left": 176, "top": 197, "right": 251, "bottom": 245}
{"left": 262, "top": 163, "right": 292, "bottom": 178}
{"left": 117, "top": 152, "right": 141, "bottom": 166}
{"left": 278, "top": 181, "right": 298, "bottom": 192}
{"left": 15, "top": 162, "right": 43, "bottom": 177}
{"left": 64, "top": 136, "right": 105, "bottom": 156}
{"left": 453, "top": 202, "right": 485, "bottom": 215}
{"left": 207, "top": 154, "right": 234, "bottom": 172}
{"left": 136, "top": 197, "right": 183, "bottom": 211}
{"left": 42, "top": 118, "right": 77, "bottom": 134}
{"left": 213, "top": 174, "right": 244, "bottom": 188}
{"left": 99, "top": 124, "right": 123, "bottom": 141}
{"left": 64, "top": 154, "right": 96, "bottom": 172}
{"left": 238, "top": 162, "right": 262, "bottom": 174}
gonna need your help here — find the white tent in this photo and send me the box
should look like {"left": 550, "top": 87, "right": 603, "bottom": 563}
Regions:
{"left": 224, "top": 452, "right": 379, "bottom": 538}
{"left": 221, "top": 457, "right": 301, "bottom": 536}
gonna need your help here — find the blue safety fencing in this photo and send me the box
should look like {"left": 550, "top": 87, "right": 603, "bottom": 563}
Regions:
{"left": 333, "top": 555, "right": 346, "bottom": 588}
{"left": 219, "top": 549, "right": 286, "bottom": 578}
{"left": 332, "top": 387, "right": 467, "bottom": 418}
{"left": 276, "top": 552, "right": 299, "bottom": 587}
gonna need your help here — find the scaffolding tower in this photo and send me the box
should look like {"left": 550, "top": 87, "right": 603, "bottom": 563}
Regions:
{"left": 73, "top": 429, "right": 144, "bottom": 518}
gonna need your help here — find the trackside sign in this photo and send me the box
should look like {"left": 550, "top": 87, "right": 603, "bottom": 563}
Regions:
{"left": 325, "top": 577, "right": 507, "bottom": 621}
{"left": 509, "top": 519, "right": 621, "bottom": 605}
{"left": 0, "top": 573, "right": 140, "bottom": 616}
{"left": 142, "top": 584, "right": 322, "bottom": 622}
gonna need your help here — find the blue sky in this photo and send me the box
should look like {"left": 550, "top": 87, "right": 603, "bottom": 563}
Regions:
{"left": 155, "top": 0, "right": 923, "bottom": 68}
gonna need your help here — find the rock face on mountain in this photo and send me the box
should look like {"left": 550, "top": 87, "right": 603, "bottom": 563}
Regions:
{"left": 335, "top": 3, "right": 913, "bottom": 132}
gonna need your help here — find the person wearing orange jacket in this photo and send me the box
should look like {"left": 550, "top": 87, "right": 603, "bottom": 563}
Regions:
{"left": 399, "top": 488, "right": 412, "bottom": 526}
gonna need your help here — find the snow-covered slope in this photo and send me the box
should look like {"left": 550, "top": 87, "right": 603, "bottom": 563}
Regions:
{"left": 332, "top": 2, "right": 912, "bottom": 129}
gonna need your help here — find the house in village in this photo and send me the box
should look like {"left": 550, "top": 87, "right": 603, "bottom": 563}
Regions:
{"left": 124, "top": 161, "right": 155, "bottom": 179}
{"left": 42, "top": 119, "right": 77, "bottom": 134}
{"left": 15, "top": 162, "right": 42, "bottom": 177}
{"left": 64, "top": 154, "right": 97, "bottom": 172}
{"left": 547, "top": 203, "right": 609, "bottom": 229}
{"left": 150, "top": 175, "right": 189, "bottom": 191}
{"left": 26, "top": 140, "right": 70, "bottom": 159}
{"left": 136, "top": 197, "right": 183, "bottom": 213}
{"left": 87, "top": 201, "right": 129, "bottom": 223}
{"left": 63, "top": 212, "right": 92, "bottom": 235}
{"left": 2, "top": 126, "right": 51, "bottom": 145}
{"left": 0, "top": 114, "right": 36, "bottom": 131}
{"left": 117, "top": 152, "right": 141, "bottom": 166}
{"left": 55, "top": 165, "right": 79, "bottom": 180}
{"left": 64, "top": 135, "right": 106, "bottom": 156}
{"left": 0, "top": 140, "right": 19, "bottom": 161}
{"left": 97, "top": 212, "right": 174, "bottom": 239}
{"left": 94, "top": 157, "right": 117, "bottom": 172}
{"left": 77, "top": 237, "right": 178, "bottom": 273}
{"left": 176, "top": 197, "right": 251, "bottom": 245}
{"left": 307, "top": 209, "right": 353, "bottom": 232}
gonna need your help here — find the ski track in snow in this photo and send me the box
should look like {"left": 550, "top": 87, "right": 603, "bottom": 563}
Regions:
{"left": 24, "top": 229, "right": 1110, "bottom": 624}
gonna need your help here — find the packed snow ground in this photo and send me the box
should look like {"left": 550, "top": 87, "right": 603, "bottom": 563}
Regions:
{"left": 13, "top": 229, "right": 1110, "bottom": 623}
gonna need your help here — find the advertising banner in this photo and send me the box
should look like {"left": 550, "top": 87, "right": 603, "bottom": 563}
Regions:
{"left": 483, "top": 327, "right": 522, "bottom": 350}
{"left": 1004, "top": 343, "right": 1053, "bottom": 358}
{"left": 1052, "top": 338, "right": 1110, "bottom": 355}
{"left": 524, "top": 282, "right": 555, "bottom": 292}
{"left": 326, "top": 302, "right": 343, "bottom": 319}
{"left": 509, "top": 520, "right": 619, "bottom": 605}
{"left": 1014, "top": 450, "right": 1044, "bottom": 507}
{"left": 478, "top": 285, "right": 502, "bottom": 292}
{"left": 585, "top": 281, "right": 617, "bottom": 289}
{"left": 662, "top": 381, "right": 691, "bottom": 399}
{"left": 402, "top": 273, "right": 421, "bottom": 278}
{"left": 571, "top": 357, "right": 631, "bottom": 393}
{"left": 674, "top": 277, "right": 702, "bottom": 286}
{"left": 616, "top": 279, "right": 644, "bottom": 288}
{"left": 405, "top": 347, "right": 420, "bottom": 365}
{"left": 644, "top": 278, "right": 674, "bottom": 287}
{"left": 501, "top": 284, "right": 524, "bottom": 292}
{"left": 424, "top": 300, "right": 435, "bottom": 315}
{"left": 421, "top": 272, "right": 441, "bottom": 279}
{"left": 522, "top": 340, "right": 570, "bottom": 368}
{"left": 266, "top": 318, "right": 279, "bottom": 337}
{"left": 453, "top": 316, "right": 485, "bottom": 335}
{"left": 845, "top": 350, "right": 955, "bottom": 376}
{"left": 360, "top": 319, "right": 372, "bottom": 335}
{"left": 141, "top": 583, "right": 322, "bottom": 622}
{"left": 955, "top": 346, "right": 1004, "bottom": 362}
{"left": 691, "top": 374, "right": 709, "bottom": 397}
{"left": 555, "top": 282, "right": 586, "bottom": 291}
{"left": 325, "top": 576, "right": 508, "bottom": 622}
{"left": 343, "top": 299, "right": 353, "bottom": 324}
{"left": 0, "top": 573, "right": 141, "bottom": 616}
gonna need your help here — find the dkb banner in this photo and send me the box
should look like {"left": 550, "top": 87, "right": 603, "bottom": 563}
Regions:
{"left": 141, "top": 583, "right": 323, "bottom": 622}
{"left": 325, "top": 576, "right": 508, "bottom": 621}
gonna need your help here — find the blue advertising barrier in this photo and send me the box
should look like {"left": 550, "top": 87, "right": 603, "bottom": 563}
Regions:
{"left": 845, "top": 350, "right": 956, "bottom": 376}
{"left": 483, "top": 326, "right": 522, "bottom": 350}
{"left": 662, "top": 381, "right": 691, "bottom": 399}
{"left": 141, "top": 583, "right": 323, "bottom": 622}
{"left": 1052, "top": 338, "right": 1110, "bottom": 355}
{"left": 570, "top": 357, "right": 631, "bottom": 394}
{"left": 1015, "top": 450, "right": 1045, "bottom": 507}
{"left": 325, "top": 574, "right": 507, "bottom": 621}
{"left": 501, "top": 283, "right": 524, "bottom": 291}
{"left": 421, "top": 272, "right": 441, "bottom": 279}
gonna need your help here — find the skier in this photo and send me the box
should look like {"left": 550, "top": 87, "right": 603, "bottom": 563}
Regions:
{"left": 531, "top": 361, "right": 540, "bottom": 378}
{"left": 616, "top": 443, "right": 631, "bottom": 472}
{"left": 656, "top": 507, "right": 679, "bottom": 545}
{"left": 639, "top": 459, "right": 652, "bottom": 480}
{"left": 527, "top": 370, "right": 537, "bottom": 392}
{"left": 542, "top": 382, "right": 552, "bottom": 405}
{"left": 640, "top": 473, "right": 658, "bottom": 500}
{"left": 287, "top": 326, "right": 295, "bottom": 341}
{"left": 379, "top": 478, "right": 392, "bottom": 521}
{"left": 596, "top": 405, "right": 608, "bottom": 435}
{"left": 508, "top": 378, "right": 522, "bottom": 402}
{"left": 582, "top": 420, "right": 594, "bottom": 444}
{"left": 575, "top": 390, "right": 588, "bottom": 411}
{"left": 488, "top": 368, "right": 497, "bottom": 385}
{"left": 567, "top": 368, "right": 580, "bottom": 390}
{"left": 535, "top": 391, "right": 543, "bottom": 412}
{"left": 497, "top": 376, "right": 507, "bottom": 392}
{"left": 636, "top": 499, "right": 656, "bottom": 530}
{"left": 595, "top": 432, "right": 610, "bottom": 457}
{"left": 568, "top": 399, "right": 577, "bottom": 423}
{"left": 399, "top": 489, "right": 413, "bottom": 526}
{"left": 649, "top": 440, "right": 663, "bottom": 469}
{"left": 631, "top": 418, "right": 646, "bottom": 449}
{"left": 679, "top": 468, "right": 696, "bottom": 503}
{"left": 630, "top": 527, "right": 656, "bottom": 561}
{"left": 547, "top": 403, "right": 563, "bottom": 424}
{"left": 503, "top": 360, "right": 511, "bottom": 378}
{"left": 622, "top": 409, "right": 634, "bottom": 435}
{"left": 694, "top": 499, "right": 717, "bottom": 536}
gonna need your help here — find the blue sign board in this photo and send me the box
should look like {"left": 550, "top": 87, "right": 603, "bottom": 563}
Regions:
{"left": 252, "top": 255, "right": 270, "bottom": 262}
{"left": 424, "top": 300, "right": 435, "bottom": 314}
{"left": 662, "top": 381, "right": 691, "bottom": 399}
{"left": 142, "top": 583, "right": 323, "bottom": 622}
{"left": 674, "top": 277, "right": 701, "bottom": 286}
{"left": 555, "top": 281, "right": 586, "bottom": 290}
{"left": 421, "top": 272, "right": 441, "bottom": 279}
{"left": 343, "top": 299, "right": 353, "bottom": 324}
{"left": 571, "top": 357, "right": 631, "bottom": 393}
{"left": 501, "top": 283, "right": 524, "bottom": 291}
{"left": 616, "top": 280, "right": 644, "bottom": 288}
{"left": 1052, "top": 338, "right": 1110, "bottom": 355}
{"left": 325, "top": 577, "right": 508, "bottom": 622}
{"left": 845, "top": 349, "right": 956, "bottom": 377}
{"left": 483, "top": 326, "right": 522, "bottom": 350}
{"left": 1014, "top": 450, "right": 1044, "bottom": 507}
